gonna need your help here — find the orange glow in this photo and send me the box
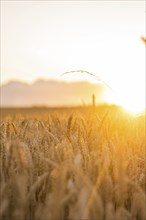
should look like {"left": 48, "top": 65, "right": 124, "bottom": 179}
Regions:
{"left": 104, "top": 88, "right": 145, "bottom": 115}
{"left": 119, "top": 99, "right": 145, "bottom": 115}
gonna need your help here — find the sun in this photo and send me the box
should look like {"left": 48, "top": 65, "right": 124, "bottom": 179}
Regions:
{"left": 121, "top": 101, "right": 145, "bottom": 115}
{"left": 118, "top": 90, "right": 145, "bottom": 115}
{"left": 104, "top": 89, "right": 145, "bottom": 115}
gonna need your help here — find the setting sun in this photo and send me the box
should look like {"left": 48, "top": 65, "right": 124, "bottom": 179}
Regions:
{"left": 104, "top": 87, "right": 145, "bottom": 114}
{"left": 118, "top": 99, "right": 145, "bottom": 115}
{"left": 60, "top": 68, "right": 145, "bottom": 114}
{"left": 118, "top": 95, "right": 145, "bottom": 114}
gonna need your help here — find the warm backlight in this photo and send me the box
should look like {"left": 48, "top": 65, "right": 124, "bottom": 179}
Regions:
{"left": 104, "top": 88, "right": 145, "bottom": 115}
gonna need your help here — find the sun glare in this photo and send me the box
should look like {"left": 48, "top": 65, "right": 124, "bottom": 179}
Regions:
{"left": 119, "top": 100, "right": 145, "bottom": 115}
{"left": 104, "top": 90, "right": 145, "bottom": 115}
{"left": 120, "top": 95, "right": 144, "bottom": 115}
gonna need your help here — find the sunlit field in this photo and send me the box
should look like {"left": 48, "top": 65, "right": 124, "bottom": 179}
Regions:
{"left": 0, "top": 106, "right": 145, "bottom": 220}
{"left": 1, "top": 1, "right": 145, "bottom": 219}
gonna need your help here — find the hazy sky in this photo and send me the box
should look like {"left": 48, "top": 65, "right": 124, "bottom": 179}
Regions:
{"left": 1, "top": 1, "right": 145, "bottom": 111}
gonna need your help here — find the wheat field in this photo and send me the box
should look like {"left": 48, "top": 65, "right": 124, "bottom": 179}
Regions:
{"left": 0, "top": 106, "right": 145, "bottom": 220}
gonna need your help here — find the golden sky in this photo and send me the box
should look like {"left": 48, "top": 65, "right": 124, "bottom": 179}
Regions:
{"left": 1, "top": 1, "right": 145, "bottom": 112}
